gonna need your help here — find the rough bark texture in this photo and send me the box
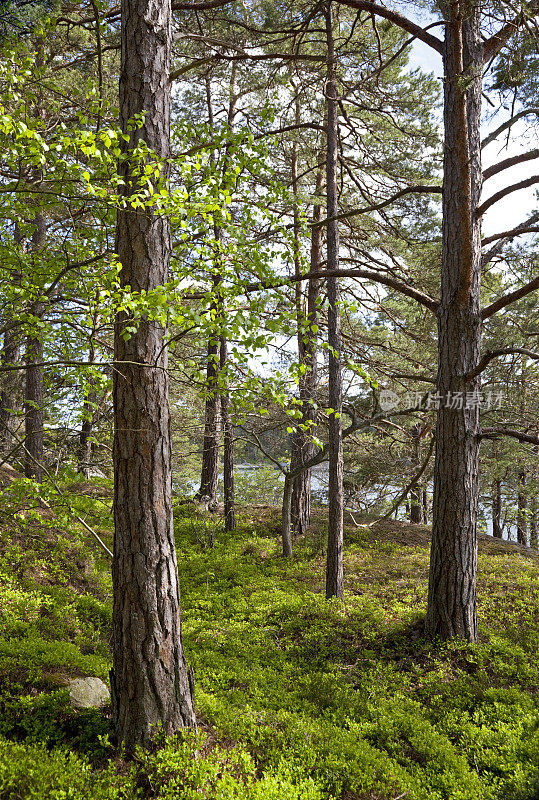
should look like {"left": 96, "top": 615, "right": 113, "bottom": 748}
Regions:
{"left": 325, "top": 3, "right": 344, "bottom": 600}
{"left": 24, "top": 214, "right": 46, "bottom": 483}
{"left": 112, "top": 0, "right": 196, "bottom": 752}
{"left": 219, "top": 335, "right": 235, "bottom": 531}
{"left": 492, "top": 479, "right": 503, "bottom": 539}
{"left": 426, "top": 2, "right": 482, "bottom": 642}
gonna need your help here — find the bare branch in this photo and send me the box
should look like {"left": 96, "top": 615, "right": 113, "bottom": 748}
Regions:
{"left": 377, "top": 435, "right": 435, "bottom": 522}
{"left": 482, "top": 210, "right": 539, "bottom": 247}
{"left": 466, "top": 347, "right": 539, "bottom": 379}
{"left": 315, "top": 184, "right": 442, "bottom": 226}
{"left": 477, "top": 175, "right": 539, "bottom": 217}
{"left": 481, "top": 108, "right": 539, "bottom": 150}
{"left": 480, "top": 427, "right": 539, "bottom": 446}
{"left": 482, "top": 276, "right": 539, "bottom": 319}
{"left": 483, "top": 149, "right": 539, "bottom": 181}
{"left": 335, "top": 0, "right": 444, "bottom": 53}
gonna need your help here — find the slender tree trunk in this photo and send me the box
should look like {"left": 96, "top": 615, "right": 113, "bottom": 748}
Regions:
{"left": 78, "top": 340, "right": 97, "bottom": 478}
{"left": 220, "top": 334, "right": 235, "bottom": 531}
{"left": 531, "top": 444, "right": 538, "bottom": 549}
{"left": 24, "top": 213, "right": 46, "bottom": 483}
{"left": 517, "top": 469, "right": 527, "bottom": 546}
{"left": 282, "top": 472, "right": 294, "bottom": 557}
{"left": 422, "top": 487, "right": 429, "bottom": 524}
{"left": 426, "top": 3, "right": 483, "bottom": 642}
{"left": 197, "top": 66, "right": 238, "bottom": 507}
{"left": 291, "top": 152, "right": 324, "bottom": 537}
{"left": 112, "top": 0, "right": 196, "bottom": 752}
{"left": 325, "top": 2, "right": 344, "bottom": 600}
{"left": 0, "top": 325, "right": 21, "bottom": 456}
{"left": 198, "top": 325, "right": 220, "bottom": 503}
{"left": 409, "top": 425, "right": 422, "bottom": 523}
{"left": 492, "top": 479, "right": 503, "bottom": 539}
{"left": 78, "top": 403, "right": 94, "bottom": 478}
{"left": 530, "top": 495, "right": 538, "bottom": 549}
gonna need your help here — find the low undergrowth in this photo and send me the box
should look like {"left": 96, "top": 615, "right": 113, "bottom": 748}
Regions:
{"left": 0, "top": 476, "right": 538, "bottom": 799}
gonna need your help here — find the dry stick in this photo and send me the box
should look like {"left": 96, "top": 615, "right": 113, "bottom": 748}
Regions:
{"left": 0, "top": 421, "right": 113, "bottom": 558}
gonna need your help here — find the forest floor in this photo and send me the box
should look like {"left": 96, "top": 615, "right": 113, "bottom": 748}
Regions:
{"left": 1, "top": 475, "right": 539, "bottom": 800}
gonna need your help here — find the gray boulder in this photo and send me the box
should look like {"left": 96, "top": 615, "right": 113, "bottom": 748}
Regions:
{"left": 68, "top": 677, "right": 110, "bottom": 709}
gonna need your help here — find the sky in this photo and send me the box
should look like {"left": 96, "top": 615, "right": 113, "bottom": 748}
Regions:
{"left": 408, "top": 25, "right": 538, "bottom": 239}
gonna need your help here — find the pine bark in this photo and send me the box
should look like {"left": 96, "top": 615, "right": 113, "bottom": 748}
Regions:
{"left": 325, "top": 2, "right": 344, "bottom": 600}
{"left": 425, "top": 3, "right": 483, "bottom": 642}
{"left": 112, "top": 0, "right": 196, "bottom": 752}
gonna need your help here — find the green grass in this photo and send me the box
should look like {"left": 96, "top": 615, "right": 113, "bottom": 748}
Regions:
{"left": 1, "top": 478, "right": 539, "bottom": 799}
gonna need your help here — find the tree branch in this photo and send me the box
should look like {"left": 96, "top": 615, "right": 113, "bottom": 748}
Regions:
{"left": 466, "top": 347, "right": 539, "bottom": 379}
{"left": 482, "top": 15, "right": 521, "bottom": 64}
{"left": 481, "top": 108, "right": 539, "bottom": 150}
{"left": 377, "top": 435, "right": 435, "bottom": 522}
{"left": 183, "top": 268, "right": 439, "bottom": 312}
{"left": 476, "top": 175, "right": 539, "bottom": 217}
{"left": 480, "top": 427, "right": 539, "bottom": 446}
{"left": 314, "top": 184, "right": 442, "bottom": 226}
{"left": 482, "top": 210, "right": 539, "bottom": 247}
{"left": 483, "top": 149, "right": 539, "bottom": 181}
{"left": 482, "top": 276, "right": 539, "bottom": 319}
{"left": 335, "top": 0, "right": 444, "bottom": 53}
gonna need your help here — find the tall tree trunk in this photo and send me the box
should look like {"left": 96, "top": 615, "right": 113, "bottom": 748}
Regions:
{"left": 517, "top": 469, "right": 527, "bottom": 546}
{"left": 530, "top": 495, "right": 538, "bottom": 549}
{"left": 24, "top": 213, "right": 46, "bottom": 483}
{"left": 325, "top": 2, "right": 344, "bottom": 600}
{"left": 197, "top": 65, "right": 238, "bottom": 507}
{"left": 112, "top": 0, "right": 196, "bottom": 752}
{"left": 78, "top": 339, "right": 97, "bottom": 479}
{"left": 220, "top": 334, "right": 235, "bottom": 531}
{"left": 282, "top": 472, "right": 294, "bottom": 557}
{"left": 291, "top": 152, "right": 323, "bottom": 537}
{"left": 197, "top": 325, "right": 220, "bottom": 503}
{"left": 0, "top": 325, "right": 21, "bottom": 457}
{"left": 492, "top": 479, "right": 503, "bottom": 539}
{"left": 409, "top": 424, "right": 422, "bottom": 523}
{"left": 426, "top": 3, "right": 483, "bottom": 642}
{"left": 0, "top": 226, "right": 22, "bottom": 457}
{"left": 531, "top": 444, "right": 538, "bottom": 549}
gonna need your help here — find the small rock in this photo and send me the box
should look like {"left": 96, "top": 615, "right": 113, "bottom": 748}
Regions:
{"left": 68, "top": 677, "right": 110, "bottom": 709}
